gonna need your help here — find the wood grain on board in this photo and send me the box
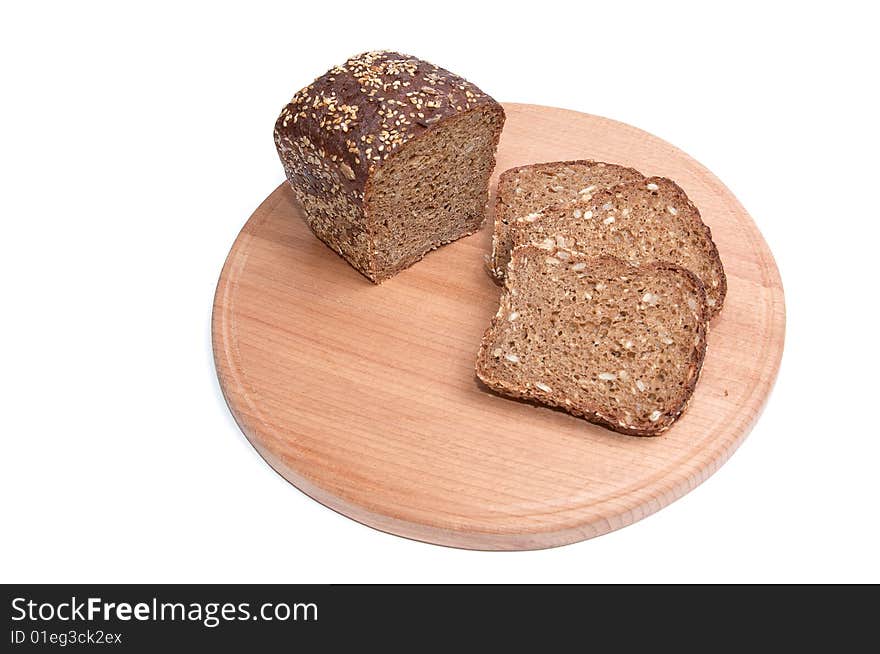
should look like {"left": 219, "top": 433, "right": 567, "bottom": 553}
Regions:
{"left": 212, "top": 103, "right": 785, "bottom": 550}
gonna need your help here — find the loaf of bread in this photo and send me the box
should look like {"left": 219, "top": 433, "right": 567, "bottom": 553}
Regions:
{"left": 488, "top": 160, "right": 645, "bottom": 281}
{"left": 510, "top": 176, "right": 726, "bottom": 317}
{"left": 476, "top": 246, "right": 709, "bottom": 436}
{"left": 274, "top": 51, "right": 505, "bottom": 282}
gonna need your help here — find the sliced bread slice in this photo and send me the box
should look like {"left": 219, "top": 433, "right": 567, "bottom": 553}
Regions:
{"left": 475, "top": 246, "right": 709, "bottom": 436}
{"left": 510, "top": 176, "right": 726, "bottom": 317}
{"left": 489, "top": 160, "right": 645, "bottom": 281}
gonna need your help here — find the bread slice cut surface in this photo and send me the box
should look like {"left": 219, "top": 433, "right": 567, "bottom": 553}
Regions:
{"left": 489, "top": 160, "right": 645, "bottom": 281}
{"left": 511, "top": 176, "right": 726, "bottom": 316}
{"left": 476, "top": 246, "right": 709, "bottom": 436}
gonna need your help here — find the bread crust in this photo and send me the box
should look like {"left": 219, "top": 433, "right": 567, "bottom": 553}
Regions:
{"left": 476, "top": 246, "right": 709, "bottom": 436}
{"left": 274, "top": 51, "right": 504, "bottom": 282}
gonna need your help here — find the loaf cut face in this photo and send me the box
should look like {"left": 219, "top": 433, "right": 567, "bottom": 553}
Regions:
{"left": 274, "top": 51, "right": 505, "bottom": 283}
{"left": 476, "top": 246, "right": 709, "bottom": 436}
{"left": 511, "top": 176, "right": 726, "bottom": 317}
{"left": 489, "top": 160, "right": 644, "bottom": 281}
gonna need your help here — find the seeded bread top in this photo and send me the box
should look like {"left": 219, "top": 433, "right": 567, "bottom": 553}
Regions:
{"left": 274, "top": 51, "right": 503, "bottom": 198}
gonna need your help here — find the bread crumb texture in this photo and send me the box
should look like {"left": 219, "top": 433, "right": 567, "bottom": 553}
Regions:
{"left": 489, "top": 161, "right": 644, "bottom": 280}
{"left": 508, "top": 176, "right": 726, "bottom": 316}
{"left": 476, "top": 246, "right": 709, "bottom": 436}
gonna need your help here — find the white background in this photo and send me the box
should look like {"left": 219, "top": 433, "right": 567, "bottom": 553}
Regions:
{"left": 2, "top": 1, "right": 878, "bottom": 583}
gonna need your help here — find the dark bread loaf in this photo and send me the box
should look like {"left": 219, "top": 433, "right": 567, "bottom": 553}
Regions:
{"left": 274, "top": 51, "right": 505, "bottom": 283}
{"left": 488, "top": 160, "right": 645, "bottom": 281}
{"left": 476, "top": 246, "right": 709, "bottom": 436}
{"left": 511, "top": 176, "right": 727, "bottom": 317}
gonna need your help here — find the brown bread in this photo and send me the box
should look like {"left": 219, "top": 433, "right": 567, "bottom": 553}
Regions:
{"left": 489, "top": 160, "right": 645, "bottom": 281}
{"left": 475, "top": 246, "right": 709, "bottom": 436}
{"left": 510, "top": 176, "right": 726, "bottom": 317}
{"left": 274, "top": 51, "right": 505, "bottom": 283}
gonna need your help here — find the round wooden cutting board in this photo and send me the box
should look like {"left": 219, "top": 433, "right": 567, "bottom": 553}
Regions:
{"left": 212, "top": 103, "right": 785, "bottom": 550}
